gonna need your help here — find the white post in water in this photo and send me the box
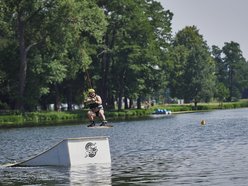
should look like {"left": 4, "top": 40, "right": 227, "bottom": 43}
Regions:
{"left": 13, "top": 136, "right": 111, "bottom": 166}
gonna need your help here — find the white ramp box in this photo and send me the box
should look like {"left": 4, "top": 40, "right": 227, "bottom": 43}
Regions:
{"left": 13, "top": 136, "right": 111, "bottom": 166}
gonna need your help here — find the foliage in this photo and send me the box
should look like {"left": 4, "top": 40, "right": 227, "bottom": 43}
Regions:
{"left": 222, "top": 42, "right": 248, "bottom": 100}
{"left": 168, "top": 26, "right": 216, "bottom": 106}
{"left": 1, "top": 0, "right": 248, "bottom": 113}
{"left": 212, "top": 42, "right": 248, "bottom": 101}
{"left": 0, "top": 0, "right": 107, "bottom": 110}
{"left": 215, "top": 82, "right": 229, "bottom": 103}
{"left": 94, "top": 0, "right": 173, "bottom": 110}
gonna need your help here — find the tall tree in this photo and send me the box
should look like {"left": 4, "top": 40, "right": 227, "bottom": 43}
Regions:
{"left": 211, "top": 45, "right": 229, "bottom": 103}
{"left": 0, "top": 0, "right": 107, "bottom": 110}
{"left": 222, "top": 41, "right": 248, "bottom": 101}
{"left": 169, "top": 26, "right": 216, "bottom": 107}
{"left": 212, "top": 45, "right": 228, "bottom": 86}
{"left": 96, "top": 0, "right": 172, "bottom": 109}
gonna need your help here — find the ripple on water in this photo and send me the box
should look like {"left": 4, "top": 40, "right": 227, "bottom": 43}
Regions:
{"left": 1, "top": 108, "right": 248, "bottom": 185}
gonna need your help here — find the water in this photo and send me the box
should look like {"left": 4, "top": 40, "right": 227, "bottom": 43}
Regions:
{"left": 1, "top": 108, "right": 248, "bottom": 185}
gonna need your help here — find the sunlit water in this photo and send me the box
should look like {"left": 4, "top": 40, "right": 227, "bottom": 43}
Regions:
{"left": 1, "top": 108, "right": 248, "bottom": 185}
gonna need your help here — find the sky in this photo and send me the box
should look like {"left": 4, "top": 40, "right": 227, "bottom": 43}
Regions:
{"left": 158, "top": 0, "right": 248, "bottom": 59}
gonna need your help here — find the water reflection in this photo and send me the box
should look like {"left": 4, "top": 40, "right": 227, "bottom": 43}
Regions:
{"left": 0, "top": 164, "right": 111, "bottom": 185}
{"left": 0, "top": 166, "right": 69, "bottom": 185}
{"left": 69, "top": 164, "right": 111, "bottom": 186}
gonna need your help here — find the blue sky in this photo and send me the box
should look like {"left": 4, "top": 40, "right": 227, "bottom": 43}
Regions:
{"left": 158, "top": 0, "right": 248, "bottom": 59}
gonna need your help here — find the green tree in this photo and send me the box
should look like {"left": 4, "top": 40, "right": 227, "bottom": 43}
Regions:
{"left": 222, "top": 41, "right": 248, "bottom": 101}
{"left": 42, "top": 0, "right": 107, "bottom": 111}
{"left": 0, "top": 1, "right": 20, "bottom": 109}
{"left": 96, "top": 0, "right": 172, "bottom": 109}
{"left": 212, "top": 45, "right": 228, "bottom": 86}
{"left": 0, "top": 0, "right": 107, "bottom": 111}
{"left": 215, "top": 82, "right": 229, "bottom": 106}
{"left": 169, "top": 26, "right": 216, "bottom": 107}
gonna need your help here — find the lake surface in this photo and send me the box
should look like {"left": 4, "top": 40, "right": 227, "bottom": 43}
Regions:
{"left": 1, "top": 108, "right": 248, "bottom": 185}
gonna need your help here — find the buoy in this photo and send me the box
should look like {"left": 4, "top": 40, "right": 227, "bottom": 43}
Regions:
{"left": 201, "top": 120, "right": 206, "bottom": 125}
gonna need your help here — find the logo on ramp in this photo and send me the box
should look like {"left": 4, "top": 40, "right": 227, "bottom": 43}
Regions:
{"left": 85, "top": 142, "right": 98, "bottom": 158}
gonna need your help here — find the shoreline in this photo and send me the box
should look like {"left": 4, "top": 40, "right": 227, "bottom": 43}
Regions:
{"left": 1, "top": 101, "right": 248, "bottom": 128}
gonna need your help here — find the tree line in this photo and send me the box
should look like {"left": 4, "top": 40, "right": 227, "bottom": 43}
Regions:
{"left": 0, "top": 0, "right": 248, "bottom": 111}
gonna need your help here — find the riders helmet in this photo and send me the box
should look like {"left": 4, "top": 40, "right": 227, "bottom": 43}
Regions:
{"left": 88, "top": 88, "right": 95, "bottom": 93}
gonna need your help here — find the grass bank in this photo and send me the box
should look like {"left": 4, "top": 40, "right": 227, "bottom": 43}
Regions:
{"left": 0, "top": 109, "right": 152, "bottom": 128}
{"left": 0, "top": 100, "right": 248, "bottom": 128}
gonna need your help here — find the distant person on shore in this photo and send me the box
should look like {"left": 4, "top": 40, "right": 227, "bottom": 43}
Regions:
{"left": 84, "top": 89, "right": 107, "bottom": 127}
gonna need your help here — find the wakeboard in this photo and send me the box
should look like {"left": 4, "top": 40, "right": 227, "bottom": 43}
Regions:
{"left": 87, "top": 124, "right": 113, "bottom": 128}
